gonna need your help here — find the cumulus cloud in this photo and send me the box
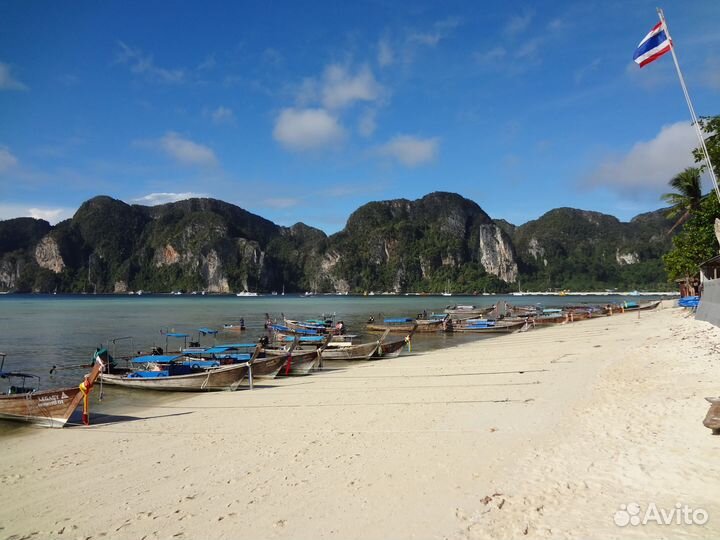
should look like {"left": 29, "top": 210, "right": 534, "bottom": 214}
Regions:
{"left": 0, "top": 146, "right": 19, "bottom": 171}
{"left": 273, "top": 108, "right": 345, "bottom": 151}
{"left": 156, "top": 132, "right": 218, "bottom": 166}
{"left": 321, "top": 64, "right": 382, "bottom": 110}
{"left": 132, "top": 192, "right": 207, "bottom": 205}
{"left": 115, "top": 41, "right": 185, "bottom": 83}
{"left": 0, "top": 204, "right": 71, "bottom": 224}
{"left": 29, "top": 208, "right": 70, "bottom": 222}
{"left": 0, "top": 62, "right": 27, "bottom": 90}
{"left": 377, "top": 135, "right": 439, "bottom": 167}
{"left": 584, "top": 122, "right": 698, "bottom": 193}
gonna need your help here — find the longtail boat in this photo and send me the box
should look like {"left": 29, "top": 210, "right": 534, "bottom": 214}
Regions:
{"left": 99, "top": 355, "right": 254, "bottom": 391}
{"left": 366, "top": 318, "right": 419, "bottom": 333}
{"left": 188, "top": 342, "right": 291, "bottom": 380}
{"left": 0, "top": 353, "right": 104, "bottom": 428}
{"left": 443, "top": 304, "right": 494, "bottom": 318}
{"left": 453, "top": 319, "right": 528, "bottom": 333}
{"left": 608, "top": 300, "right": 661, "bottom": 314}
{"left": 375, "top": 334, "right": 412, "bottom": 357}
{"left": 321, "top": 340, "right": 380, "bottom": 361}
{"left": 98, "top": 343, "right": 271, "bottom": 391}
{"left": 414, "top": 314, "right": 452, "bottom": 333}
{"left": 273, "top": 348, "right": 321, "bottom": 375}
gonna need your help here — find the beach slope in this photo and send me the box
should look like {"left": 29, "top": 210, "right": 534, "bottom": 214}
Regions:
{"left": 1, "top": 307, "right": 718, "bottom": 539}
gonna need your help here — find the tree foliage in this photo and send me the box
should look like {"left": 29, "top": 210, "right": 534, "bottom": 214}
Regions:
{"left": 662, "top": 115, "right": 720, "bottom": 282}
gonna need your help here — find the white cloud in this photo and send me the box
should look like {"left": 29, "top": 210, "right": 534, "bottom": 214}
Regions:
{"left": 0, "top": 204, "right": 71, "bottom": 224}
{"left": 377, "top": 135, "right": 439, "bottom": 167}
{"left": 210, "top": 106, "right": 234, "bottom": 125}
{"left": 0, "top": 62, "right": 27, "bottom": 91}
{"left": 273, "top": 108, "right": 345, "bottom": 151}
{"left": 262, "top": 197, "right": 300, "bottom": 209}
{"left": 378, "top": 38, "right": 394, "bottom": 67}
{"left": 584, "top": 122, "right": 697, "bottom": 192}
{"left": 157, "top": 132, "right": 218, "bottom": 166}
{"left": 321, "top": 64, "right": 382, "bottom": 110}
{"left": 0, "top": 146, "right": 19, "bottom": 171}
{"left": 116, "top": 41, "right": 185, "bottom": 83}
{"left": 28, "top": 208, "right": 69, "bottom": 222}
{"left": 132, "top": 192, "right": 207, "bottom": 205}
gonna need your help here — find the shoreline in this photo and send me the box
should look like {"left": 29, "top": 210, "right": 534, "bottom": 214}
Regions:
{"left": 1, "top": 305, "right": 717, "bottom": 539}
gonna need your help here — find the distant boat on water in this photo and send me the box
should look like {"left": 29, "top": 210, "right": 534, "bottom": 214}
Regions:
{"left": 236, "top": 291, "right": 258, "bottom": 297}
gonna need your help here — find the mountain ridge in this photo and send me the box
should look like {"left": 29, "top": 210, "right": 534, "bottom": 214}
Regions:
{"left": 0, "top": 192, "right": 675, "bottom": 293}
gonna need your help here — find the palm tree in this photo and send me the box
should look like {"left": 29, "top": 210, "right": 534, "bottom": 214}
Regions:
{"left": 661, "top": 167, "right": 706, "bottom": 233}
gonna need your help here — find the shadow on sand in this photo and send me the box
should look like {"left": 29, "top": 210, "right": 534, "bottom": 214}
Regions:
{"left": 66, "top": 410, "right": 194, "bottom": 427}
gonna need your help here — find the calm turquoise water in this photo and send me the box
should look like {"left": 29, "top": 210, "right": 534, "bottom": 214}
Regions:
{"left": 0, "top": 293, "right": 670, "bottom": 389}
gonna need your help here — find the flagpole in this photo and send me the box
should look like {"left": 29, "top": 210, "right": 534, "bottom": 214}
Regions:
{"left": 657, "top": 7, "right": 720, "bottom": 203}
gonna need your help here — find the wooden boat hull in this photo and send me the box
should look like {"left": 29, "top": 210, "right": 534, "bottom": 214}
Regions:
{"left": 100, "top": 362, "right": 251, "bottom": 391}
{"left": 413, "top": 320, "right": 447, "bottom": 333}
{"left": 608, "top": 300, "right": 661, "bottom": 314}
{"left": 366, "top": 323, "right": 418, "bottom": 333}
{"left": 0, "top": 387, "right": 83, "bottom": 428}
{"left": 268, "top": 349, "right": 320, "bottom": 375}
{"left": 321, "top": 341, "right": 379, "bottom": 361}
{"left": 375, "top": 338, "right": 407, "bottom": 358}
{"left": 454, "top": 320, "right": 528, "bottom": 333}
{"left": 0, "top": 360, "right": 104, "bottom": 428}
{"left": 444, "top": 306, "right": 494, "bottom": 317}
{"left": 250, "top": 354, "right": 288, "bottom": 379}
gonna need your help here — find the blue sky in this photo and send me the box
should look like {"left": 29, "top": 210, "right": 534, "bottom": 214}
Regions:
{"left": 1, "top": 0, "right": 719, "bottom": 232}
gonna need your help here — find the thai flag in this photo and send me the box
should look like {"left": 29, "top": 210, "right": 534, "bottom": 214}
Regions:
{"left": 633, "top": 21, "right": 671, "bottom": 67}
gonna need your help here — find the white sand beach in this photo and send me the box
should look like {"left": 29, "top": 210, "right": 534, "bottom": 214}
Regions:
{"left": 1, "top": 305, "right": 719, "bottom": 539}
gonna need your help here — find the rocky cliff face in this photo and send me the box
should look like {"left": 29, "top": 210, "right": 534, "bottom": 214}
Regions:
{"left": 475, "top": 224, "right": 518, "bottom": 282}
{"left": 0, "top": 194, "right": 675, "bottom": 293}
{"left": 34, "top": 235, "right": 65, "bottom": 273}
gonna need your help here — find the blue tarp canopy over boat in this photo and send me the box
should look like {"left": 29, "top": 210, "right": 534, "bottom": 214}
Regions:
{"left": 204, "top": 344, "right": 256, "bottom": 354}
{"left": 179, "top": 360, "right": 220, "bottom": 368}
{"left": 429, "top": 313, "right": 447, "bottom": 319}
{"left": 198, "top": 328, "right": 218, "bottom": 335}
{"left": 131, "top": 355, "right": 184, "bottom": 364}
{"left": 128, "top": 370, "right": 170, "bottom": 378}
{"left": 166, "top": 333, "right": 190, "bottom": 338}
{"left": 383, "top": 318, "right": 414, "bottom": 323}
